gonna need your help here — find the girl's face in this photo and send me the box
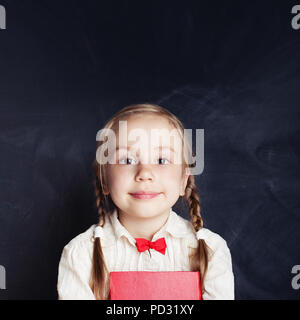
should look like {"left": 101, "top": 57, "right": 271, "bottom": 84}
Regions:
{"left": 105, "top": 114, "right": 189, "bottom": 219}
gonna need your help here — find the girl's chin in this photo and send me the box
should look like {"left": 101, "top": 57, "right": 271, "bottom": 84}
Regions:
{"left": 126, "top": 206, "right": 170, "bottom": 217}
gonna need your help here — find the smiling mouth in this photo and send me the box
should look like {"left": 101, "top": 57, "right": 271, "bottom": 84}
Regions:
{"left": 129, "top": 192, "right": 161, "bottom": 200}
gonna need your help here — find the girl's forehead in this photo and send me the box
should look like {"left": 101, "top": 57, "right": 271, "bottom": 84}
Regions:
{"left": 113, "top": 114, "right": 182, "bottom": 149}
{"left": 116, "top": 114, "right": 176, "bottom": 133}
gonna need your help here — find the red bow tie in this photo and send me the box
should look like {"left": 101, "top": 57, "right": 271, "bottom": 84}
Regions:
{"left": 135, "top": 237, "right": 167, "bottom": 255}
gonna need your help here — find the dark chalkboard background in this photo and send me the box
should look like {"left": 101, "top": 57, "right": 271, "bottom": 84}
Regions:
{"left": 0, "top": 0, "right": 299, "bottom": 299}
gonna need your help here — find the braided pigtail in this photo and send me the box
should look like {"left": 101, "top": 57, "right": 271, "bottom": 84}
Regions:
{"left": 89, "top": 160, "right": 111, "bottom": 300}
{"left": 185, "top": 174, "right": 212, "bottom": 296}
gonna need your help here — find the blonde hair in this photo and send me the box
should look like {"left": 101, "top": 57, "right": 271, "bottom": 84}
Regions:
{"left": 90, "top": 103, "right": 212, "bottom": 299}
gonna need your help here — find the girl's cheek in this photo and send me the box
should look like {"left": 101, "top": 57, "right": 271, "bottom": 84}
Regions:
{"left": 106, "top": 165, "right": 128, "bottom": 188}
{"left": 108, "top": 164, "right": 131, "bottom": 174}
{"left": 108, "top": 170, "right": 132, "bottom": 196}
{"left": 156, "top": 165, "right": 182, "bottom": 178}
{"left": 109, "top": 165, "right": 134, "bottom": 184}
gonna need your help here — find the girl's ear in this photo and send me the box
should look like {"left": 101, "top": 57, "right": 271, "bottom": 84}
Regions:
{"left": 180, "top": 170, "right": 190, "bottom": 196}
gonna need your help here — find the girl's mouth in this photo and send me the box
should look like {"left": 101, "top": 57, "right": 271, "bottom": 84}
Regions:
{"left": 129, "top": 192, "right": 161, "bottom": 200}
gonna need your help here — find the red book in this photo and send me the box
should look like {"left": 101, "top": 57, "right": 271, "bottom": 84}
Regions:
{"left": 109, "top": 271, "right": 202, "bottom": 300}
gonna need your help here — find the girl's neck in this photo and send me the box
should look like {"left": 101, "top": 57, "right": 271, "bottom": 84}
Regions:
{"left": 117, "top": 208, "right": 171, "bottom": 241}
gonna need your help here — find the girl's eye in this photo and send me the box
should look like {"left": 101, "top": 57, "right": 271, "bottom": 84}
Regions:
{"left": 118, "top": 155, "right": 170, "bottom": 165}
{"left": 118, "top": 157, "right": 138, "bottom": 165}
{"left": 156, "top": 158, "right": 170, "bottom": 165}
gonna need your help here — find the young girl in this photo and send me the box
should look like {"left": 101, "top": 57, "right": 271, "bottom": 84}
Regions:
{"left": 57, "top": 103, "right": 234, "bottom": 300}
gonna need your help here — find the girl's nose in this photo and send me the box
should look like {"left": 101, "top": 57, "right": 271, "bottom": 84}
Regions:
{"left": 135, "top": 164, "right": 154, "bottom": 182}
